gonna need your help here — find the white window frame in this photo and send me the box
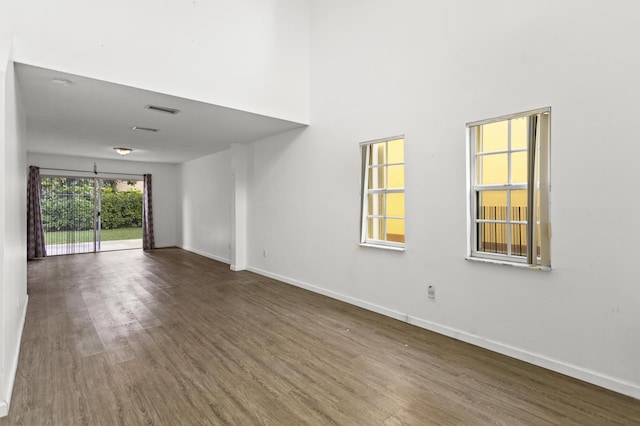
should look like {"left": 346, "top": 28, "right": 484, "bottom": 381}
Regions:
{"left": 360, "top": 136, "right": 405, "bottom": 251}
{"left": 466, "top": 108, "right": 551, "bottom": 268}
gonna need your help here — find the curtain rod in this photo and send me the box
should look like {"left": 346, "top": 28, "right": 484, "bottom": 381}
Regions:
{"left": 37, "top": 167, "right": 144, "bottom": 178}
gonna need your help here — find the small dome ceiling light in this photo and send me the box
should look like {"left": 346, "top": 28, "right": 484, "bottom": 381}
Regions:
{"left": 113, "top": 147, "right": 133, "bottom": 156}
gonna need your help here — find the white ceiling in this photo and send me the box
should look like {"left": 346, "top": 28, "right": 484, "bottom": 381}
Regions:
{"left": 16, "top": 63, "right": 306, "bottom": 164}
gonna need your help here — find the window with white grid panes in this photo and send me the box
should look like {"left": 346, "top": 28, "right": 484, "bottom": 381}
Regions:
{"left": 467, "top": 109, "right": 550, "bottom": 267}
{"left": 360, "top": 137, "right": 405, "bottom": 249}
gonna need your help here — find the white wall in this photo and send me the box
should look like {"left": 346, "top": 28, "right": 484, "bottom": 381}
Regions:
{"left": 0, "top": 38, "right": 5, "bottom": 416}
{"left": 0, "top": 0, "right": 18, "bottom": 35}
{"left": 27, "top": 153, "right": 178, "bottom": 248}
{"left": 1, "top": 43, "right": 28, "bottom": 416}
{"left": 177, "top": 150, "right": 232, "bottom": 263}
{"left": 245, "top": 0, "right": 640, "bottom": 398}
{"left": 13, "top": 0, "right": 310, "bottom": 124}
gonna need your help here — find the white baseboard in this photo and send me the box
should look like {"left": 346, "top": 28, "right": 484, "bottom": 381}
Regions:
{"left": 246, "top": 266, "right": 640, "bottom": 400}
{"left": 405, "top": 316, "right": 640, "bottom": 400}
{"left": 178, "top": 246, "right": 230, "bottom": 265}
{"left": 247, "top": 266, "right": 408, "bottom": 320}
{"left": 1, "top": 295, "right": 28, "bottom": 418}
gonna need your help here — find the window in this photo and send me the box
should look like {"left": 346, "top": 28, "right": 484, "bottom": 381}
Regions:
{"left": 360, "top": 136, "right": 405, "bottom": 249}
{"left": 467, "top": 108, "right": 550, "bottom": 267}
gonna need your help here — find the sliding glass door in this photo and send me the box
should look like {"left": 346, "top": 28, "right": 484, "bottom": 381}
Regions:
{"left": 40, "top": 176, "right": 143, "bottom": 255}
{"left": 99, "top": 179, "right": 143, "bottom": 252}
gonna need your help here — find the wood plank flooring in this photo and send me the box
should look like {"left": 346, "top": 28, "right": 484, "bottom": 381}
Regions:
{"left": 2, "top": 248, "right": 639, "bottom": 425}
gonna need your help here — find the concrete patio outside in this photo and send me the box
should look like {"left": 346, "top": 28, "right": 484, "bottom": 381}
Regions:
{"left": 45, "top": 239, "right": 142, "bottom": 256}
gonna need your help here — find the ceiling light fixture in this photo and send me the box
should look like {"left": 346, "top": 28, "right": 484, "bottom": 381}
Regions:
{"left": 113, "top": 147, "right": 133, "bottom": 156}
{"left": 131, "top": 126, "right": 159, "bottom": 132}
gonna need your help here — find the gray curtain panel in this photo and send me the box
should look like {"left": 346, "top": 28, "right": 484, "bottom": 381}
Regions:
{"left": 143, "top": 174, "right": 155, "bottom": 250}
{"left": 27, "top": 165, "right": 47, "bottom": 259}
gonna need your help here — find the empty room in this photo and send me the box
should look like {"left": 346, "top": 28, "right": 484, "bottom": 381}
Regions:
{"left": 1, "top": 0, "right": 639, "bottom": 424}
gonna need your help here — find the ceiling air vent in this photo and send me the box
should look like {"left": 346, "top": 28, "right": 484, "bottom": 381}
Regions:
{"left": 131, "top": 126, "right": 159, "bottom": 132}
{"left": 145, "top": 104, "right": 180, "bottom": 115}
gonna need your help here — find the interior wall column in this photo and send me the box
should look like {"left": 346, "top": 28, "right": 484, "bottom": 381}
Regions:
{"left": 230, "top": 143, "right": 248, "bottom": 271}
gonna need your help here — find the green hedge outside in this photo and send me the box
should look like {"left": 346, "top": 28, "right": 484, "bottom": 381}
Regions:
{"left": 100, "top": 190, "right": 143, "bottom": 230}
{"left": 42, "top": 189, "right": 143, "bottom": 232}
{"left": 41, "top": 196, "right": 94, "bottom": 232}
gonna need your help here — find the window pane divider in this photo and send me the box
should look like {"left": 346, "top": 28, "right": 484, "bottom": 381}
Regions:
{"left": 367, "top": 161, "right": 404, "bottom": 167}
{"left": 476, "top": 148, "right": 527, "bottom": 156}
{"left": 506, "top": 120, "right": 512, "bottom": 256}
{"left": 367, "top": 188, "right": 404, "bottom": 194}
{"left": 474, "top": 184, "right": 526, "bottom": 191}
{"left": 476, "top": 219, "right": 526, "bottom": 224}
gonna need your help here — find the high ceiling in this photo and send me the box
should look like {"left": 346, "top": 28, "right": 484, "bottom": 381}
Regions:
{"left": 16, "top": 64, "right": 306, "bottom": 164}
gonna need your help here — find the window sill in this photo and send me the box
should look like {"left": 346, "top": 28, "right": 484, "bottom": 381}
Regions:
{"left": 465, "top": 256, "right": 551, "bottom": 271}
{"left": 359, "top": 243, "right": 405, "bottom": 252}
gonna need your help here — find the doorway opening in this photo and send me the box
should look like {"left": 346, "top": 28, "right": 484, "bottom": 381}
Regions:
{"left": 40, "top": 176, "right": 143, "bottom": 255}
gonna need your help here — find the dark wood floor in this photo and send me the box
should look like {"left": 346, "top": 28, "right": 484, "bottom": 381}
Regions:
{"left": 1, "top": 248, "right": 639, "bottom": 425}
